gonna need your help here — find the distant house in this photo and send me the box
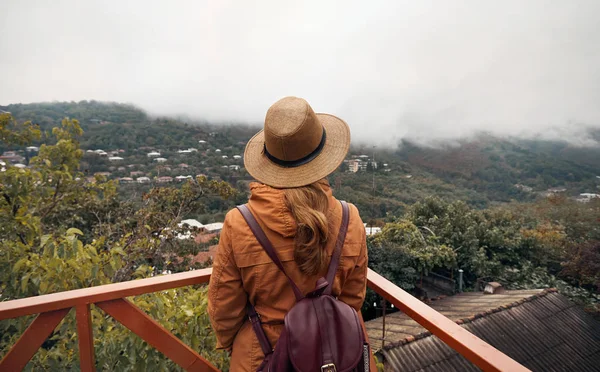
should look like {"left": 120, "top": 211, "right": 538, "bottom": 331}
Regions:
{"left": 175, "top": 175, "right": 192, "bottom": 182}
{"left": 222, "top": 155, "right": 228, "bottom": 159}
{"left": 13, "top": 163, "right": 27, "bottom": 169}
{"left": 229, "top": 165, "right": 240, "bottom": 171}
{"left": 175, "top": 219, "right": 205, "bottom": 239}
{"left": 177, "top": 149, "right": 192, "bottom": 154}
{"left": 130, "top": 171, "right": 145, "bottom": 177}
{"left": 0, "top": 160, "right": 5, "bottom": 172}
{"left": 364, "top": 224, "right": 382, "bottom": 236}
{"left": 178, "top": 163, "right": 189, "bottom": 168}
{"left": 156, "top": 176, "right": 173, "bottom": 183}
{"left": 576, "top": 193, "right": 600, "bottom": 203}
{"left": 108, "top": 156, "right": 124, "bottom": 161}
{"left": 203, "top": 222, "right": 224, "bottom": 233}
{"left": 26, "top": 146, "right": 39, "bottom": 152}
{"left": 547, "top": 187, "right": 567, "bottom": 193}
{"left": 347, "top": 159, "right": 360, "bottom": 173}
{"left": 153, "top": 157, "right": 167, "bottom": 163}
{"left": 179, "top": 219, "right": 204, "bottom": 229}
{"left": 137, "top": 177, "right": 151, "bottom": 184}
{"left": 119, "top": 177, "right": 134, "bottom": 183}
{"left": 0, "top": 151, "right": 25, "bottom": 164}
{"left": 147, "top": 151, "right": 161, "bottom": 157}
{"left": 198, "top": 140, "right": 207, "bottom": 144}
{"left": 233, "top": 155, "right": 242, "bottom": 160}
{"left": 94, "top": 172, "right": 111, "bottom": 177}
{"left": 117, "top": 166, "right": 126, "bottom": 171}
{"left": 215, "top": 149, "right": 221, "bottom": 153}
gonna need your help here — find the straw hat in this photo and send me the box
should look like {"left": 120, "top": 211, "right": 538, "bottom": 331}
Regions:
{"left": 244, "top": 96, "right": 350, "bottom": 188}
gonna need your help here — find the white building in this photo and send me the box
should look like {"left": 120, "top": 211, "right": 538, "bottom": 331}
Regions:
{"left": 26, "top": 146, "right": 39, "bottom": 152}
{"left": 198, "top": 140, "right": 207, "bottom": 144}
{"left": 147, "top": 151, "right": 161, "bottom": 157}
{"left": 153, "top": 157, "right": 168, "bottom": 163}
{"left": 222, "top": 155, "right": 228, "bottom": 159}
{"left": 175, "top": 175, "right": 193, "bottom": 182}
{"left": 215, "top": 149, "right": 221, "bottom": 153}
{"left": 577, "top": 193, "right": 600, "bottom": 203}
{"left": 179, "top": 219, "right": 204, "bottom": 229}
{"left": 364, "top": 224, "right": 382, "bottom": 236}
{"left": 229, "top": 165, "right": 240, "bottom": 171}
{"left": 177, "top": 149, "right": 192, "bottom": 154}
{"left": 13, "top": 163, "right": 27, "bottom": 169}
{"left": 137, "top": 177, "right": 151, "bottom": 184}
{"left": 233, "top": 155, "right": 242, "bottom": 160}
{"left": 108, "top": 156, "right": 124, "bottom": 161}
{"left": 204, "top": 222, "right": 224, "bottom": 233}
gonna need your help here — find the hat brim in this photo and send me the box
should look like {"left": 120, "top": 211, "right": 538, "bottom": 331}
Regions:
{"left": 244, "top": 113, "right": 350, "bottom": 188}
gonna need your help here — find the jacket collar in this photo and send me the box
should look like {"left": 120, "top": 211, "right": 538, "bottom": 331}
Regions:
{"left": 247, "top": 181, "right": 335, "bottom": 238}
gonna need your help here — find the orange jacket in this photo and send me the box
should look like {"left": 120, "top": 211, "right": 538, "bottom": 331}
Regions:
{"left": 208, "top": 182, "right": 376, "bottom": 371}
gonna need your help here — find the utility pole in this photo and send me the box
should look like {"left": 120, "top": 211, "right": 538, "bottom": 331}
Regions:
{"left": 372, "top": 145, "right": 376, "bottom": 193}
{"left": 370, "top": 145, "right": 376, "bottom": 234}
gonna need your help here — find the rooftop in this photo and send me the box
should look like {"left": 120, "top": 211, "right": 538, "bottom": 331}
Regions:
{"left": 371, "top": 289, "right": 600, "bottom": 371}
{"left": 367, "top": 289, "right": 544, "bottom": 352}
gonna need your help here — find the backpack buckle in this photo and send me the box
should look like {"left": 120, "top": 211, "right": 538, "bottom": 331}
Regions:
{"left": 321, "top": 363, "right": 337, "bottom": 372}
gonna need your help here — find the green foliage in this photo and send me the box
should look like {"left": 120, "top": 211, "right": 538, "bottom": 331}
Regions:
{"left": 0, "top": 114, "right": 232, "bottom": 370}
{"left": 0, "top": 113, "right": 41, "bottom": 146}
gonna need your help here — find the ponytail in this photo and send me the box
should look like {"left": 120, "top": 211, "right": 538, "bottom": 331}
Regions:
{"left": 283, "top": 179, "right": 330, "bottom": 276}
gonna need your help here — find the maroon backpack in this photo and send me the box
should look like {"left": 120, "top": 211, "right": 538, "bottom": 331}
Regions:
{"left": 237, "top": 201, "right": 371, "bottom": 372}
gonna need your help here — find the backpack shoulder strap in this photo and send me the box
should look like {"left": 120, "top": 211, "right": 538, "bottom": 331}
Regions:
{"left": 236, "top": 204, "right": 304, "bottom": 301}
{"left": 324, "top": 200, "right": 350, "bottom": 295}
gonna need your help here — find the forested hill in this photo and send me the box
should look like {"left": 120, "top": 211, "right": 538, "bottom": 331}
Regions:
{"left": 0, "top": 101, "right": 257, "bottom": 151}
{"left": 2, "top": 101, "right": 599, "bottom": 217}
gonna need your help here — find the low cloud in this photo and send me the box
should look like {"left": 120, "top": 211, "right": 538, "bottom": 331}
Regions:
{"left": 1, "top": 1, "right": 599, "bottom": 146}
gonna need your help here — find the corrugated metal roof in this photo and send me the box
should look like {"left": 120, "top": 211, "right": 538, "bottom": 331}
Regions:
{"left": 366, "top": 289, "right": 544, "bottom": 353}
{"left": 376, "top": 291, "right": 600, "bottom": 371}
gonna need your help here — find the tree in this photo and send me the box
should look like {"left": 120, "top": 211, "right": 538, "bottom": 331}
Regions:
{"left": 0, "top": 115, "right": 233, "bottom": 371}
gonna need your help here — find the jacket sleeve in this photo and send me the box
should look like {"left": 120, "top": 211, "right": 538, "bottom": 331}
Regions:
{"left": 208, "top": 212, "right": 248, "bottom": 350}
{"left": 338, "top": 206, "right": 368, "bottom": 312}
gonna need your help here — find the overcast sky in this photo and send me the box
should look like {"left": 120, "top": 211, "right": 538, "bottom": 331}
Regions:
{"left": 2, "top": 1, "right": 599, "bottom": 145}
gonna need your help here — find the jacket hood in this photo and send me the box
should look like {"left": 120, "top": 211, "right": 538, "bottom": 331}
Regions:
{"left": 247, "top": 181, "right": 335, "bottom": 239}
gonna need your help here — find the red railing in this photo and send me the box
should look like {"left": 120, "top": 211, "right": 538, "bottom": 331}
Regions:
{"left": 0, "top": 268, "right": 529, "bottom": 372}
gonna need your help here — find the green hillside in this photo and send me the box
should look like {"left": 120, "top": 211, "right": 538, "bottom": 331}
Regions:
{"left": 2, "top": 101, "right": 599, "bottom": 222}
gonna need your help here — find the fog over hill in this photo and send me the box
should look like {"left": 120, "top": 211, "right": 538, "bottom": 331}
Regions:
{"left": 2, "top": 1, "right": 600, "bottom": 146}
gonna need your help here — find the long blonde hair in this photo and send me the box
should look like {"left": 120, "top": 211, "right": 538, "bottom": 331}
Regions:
{"left": 283, "top": 179, "right": 330, "bottom": 276}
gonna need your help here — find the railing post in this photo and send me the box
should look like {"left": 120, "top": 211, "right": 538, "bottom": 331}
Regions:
{"left": 76, "top": 304, "right": 96, "bottom": 372}
{"left": 458, "top": 269, "right": 464, "bottom": 293}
